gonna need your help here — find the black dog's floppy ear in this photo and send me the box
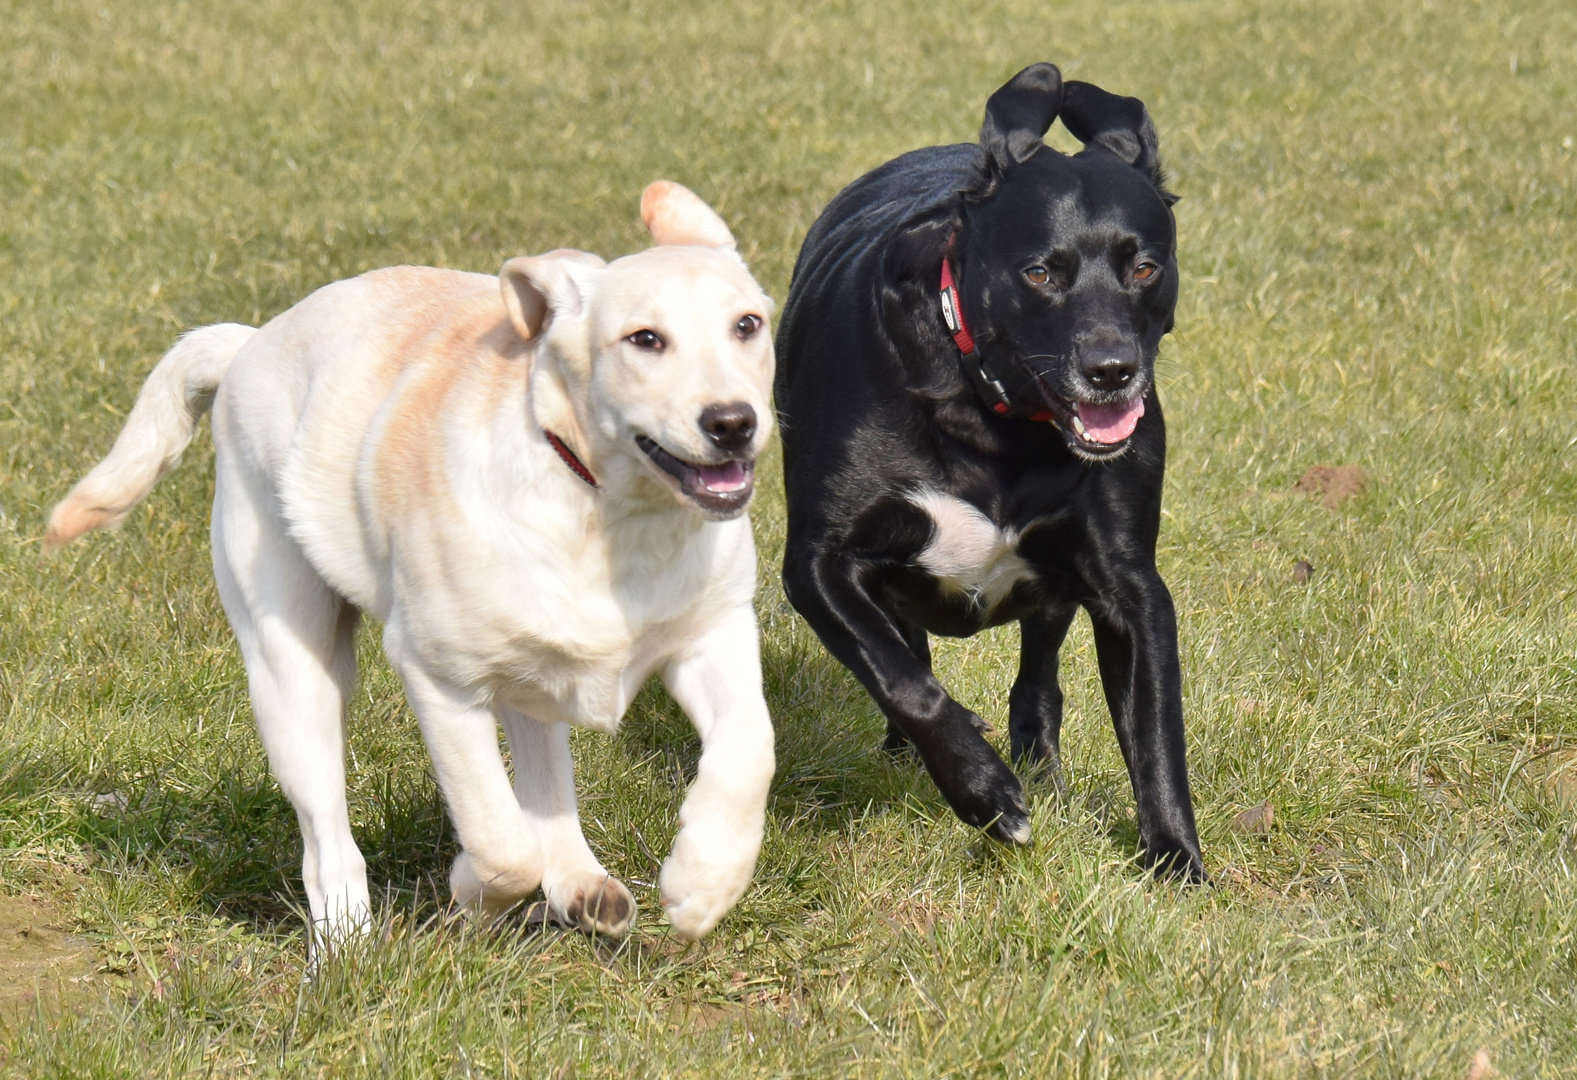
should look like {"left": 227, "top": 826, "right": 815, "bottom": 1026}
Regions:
{"left": 1060, "top": 80, "right": 1176, "bottom": 204}
{"left": 979, "top": 63, "right": 1064, "bottom": 178}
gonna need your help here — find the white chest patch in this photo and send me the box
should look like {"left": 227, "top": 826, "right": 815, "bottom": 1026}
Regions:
{"left": 907, "top": 488, "right": 1035, "bottom": 609}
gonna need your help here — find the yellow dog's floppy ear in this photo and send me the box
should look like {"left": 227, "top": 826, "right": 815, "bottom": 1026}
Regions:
{"left": 499, "top": 249, "right": 605, "bottom": 342}
{"left": 640, "top": 181, "right": 737, "bottom": 251}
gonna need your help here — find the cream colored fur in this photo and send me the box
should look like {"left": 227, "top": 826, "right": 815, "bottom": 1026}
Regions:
{"left": 48, "top": 182, "right": 777, "bottom": 947}
{"left": 907, "top": 487, "right": 1035, "bottom": 612}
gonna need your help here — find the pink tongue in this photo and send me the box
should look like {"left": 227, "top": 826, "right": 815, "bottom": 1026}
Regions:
{"left": 1077, "top": 397, "right": 1146, "bottom": 444}
{"left": 698, "top": 460, "right": 750, "bottom": 492}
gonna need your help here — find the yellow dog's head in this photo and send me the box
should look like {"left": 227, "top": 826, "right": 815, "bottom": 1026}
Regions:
{"left": 500, "top": 183, "right": 774, "bottom": 520}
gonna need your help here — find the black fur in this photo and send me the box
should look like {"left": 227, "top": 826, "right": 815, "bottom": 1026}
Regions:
{"left": 774, "top": 63, "right": 1204, "bottom": 880}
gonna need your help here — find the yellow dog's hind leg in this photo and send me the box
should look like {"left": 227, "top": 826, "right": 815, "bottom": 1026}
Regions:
{"left": 210, "top": 447, "right": 370, "bottom": 957}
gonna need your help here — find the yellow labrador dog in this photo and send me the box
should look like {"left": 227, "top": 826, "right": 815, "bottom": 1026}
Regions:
{"left": 48, "top": 182, "right": 777, "bottom": 947}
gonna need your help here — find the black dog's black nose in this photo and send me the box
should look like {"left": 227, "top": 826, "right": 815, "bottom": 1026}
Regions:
{"left": 1081, "top": 346, "right": 1138, "bottom": 391}
{"left": 700, "top": 402, "right": 757, "bottom": 452}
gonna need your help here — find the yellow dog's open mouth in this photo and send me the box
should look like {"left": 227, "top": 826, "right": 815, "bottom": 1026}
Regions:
{"left": 635, "top": 435, "right": 756, "bottom": 516}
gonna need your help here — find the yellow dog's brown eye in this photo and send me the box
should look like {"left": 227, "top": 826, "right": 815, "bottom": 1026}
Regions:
{"left": 1024, "top": 266, "right": 1050, "bottom": 285}
{"left": 735, "top": 314, "right": 763, "bottom": 340}
{"left": 627, "top": 329, "right": 664, "bottom": 351}
{"left": 1133, "top": 261, "right": 1160, "bottom": 283}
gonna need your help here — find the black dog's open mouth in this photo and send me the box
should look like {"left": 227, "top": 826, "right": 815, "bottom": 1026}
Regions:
{"left": 1039, "top": 392, "right": 1146, "bottom": 457}
{"left": 635, "top": 435, "right": 756, "bottom": 515}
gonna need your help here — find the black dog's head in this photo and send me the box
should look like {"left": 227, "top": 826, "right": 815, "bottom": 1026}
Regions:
{"left": 955, "top": 63, "right": 1178, "bottom": 460}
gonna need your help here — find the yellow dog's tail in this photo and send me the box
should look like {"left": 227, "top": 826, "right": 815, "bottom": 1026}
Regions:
{"left": 46, "top": 323, "right": 256, "bottom": 548}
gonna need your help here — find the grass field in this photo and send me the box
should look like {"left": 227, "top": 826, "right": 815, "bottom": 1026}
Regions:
{"left": 2, "top": 0, "right": 1576, "bottom": 1074}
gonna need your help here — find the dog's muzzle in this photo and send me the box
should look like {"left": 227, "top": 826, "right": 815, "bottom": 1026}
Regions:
{"left": 635, "top": 435, "right": 756, "bottom": 517}
{"left": 1016, "top": 359, "right": 1149, "bottom": 457}
{"left": 942, "top": 252, "right": 1148, "bottom": 457}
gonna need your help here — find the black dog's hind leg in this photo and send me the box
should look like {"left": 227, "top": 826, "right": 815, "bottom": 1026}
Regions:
{"left": 784, "top": 552, "right": 1031, "bottom": 844}
{"left": 881, "top": 618, "right": 930, "bottom": 756}
{"left": 1009, "top": 603, "right": 1079, "bottom": 789}
{"left": 1085, "top": 573, "right": 1205, "bottom": 882}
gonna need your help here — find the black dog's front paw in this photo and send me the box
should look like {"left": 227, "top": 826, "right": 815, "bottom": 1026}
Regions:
{"left": 983, "top": 803, "right": 1033, "bottom": 845}
{"left": 922, "top": 730, "right": 1032, "bottom": 845}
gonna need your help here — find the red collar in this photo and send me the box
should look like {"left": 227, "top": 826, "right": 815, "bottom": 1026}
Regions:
{"left": 940, "top": 248, "right": 1055, "bottom": 425}
{"left": 544, "top": 431, "right": 599, "bottom": 489}
{"left": 938, "top": 254, "right": 978, "bottom": 357}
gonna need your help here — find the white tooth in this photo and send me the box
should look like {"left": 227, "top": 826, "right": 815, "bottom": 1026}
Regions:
{"left": 1072, "top": 413, "right": 1087, "bottom": 437}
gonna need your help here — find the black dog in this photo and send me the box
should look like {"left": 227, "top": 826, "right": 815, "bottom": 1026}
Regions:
{"left": 774, "top": 63, "right": 1203, "bottom": 880}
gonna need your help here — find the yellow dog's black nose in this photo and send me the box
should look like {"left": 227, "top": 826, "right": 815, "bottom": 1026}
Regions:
{"left": 700, "top": 402, "right": 756, "bottom": 452}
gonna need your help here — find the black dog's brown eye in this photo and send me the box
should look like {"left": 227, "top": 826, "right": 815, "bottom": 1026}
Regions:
{"left": 626, "top": 329, "right": 665, "bottom": 351}
{"left": 735, "top": 314, "right": 763, "bottom": 340}
{"left": 1024, "top": 266, "right": 1050, "bottom": 285}
{"left": 1133, "top": 262, "right": 1160, "bottom": 283}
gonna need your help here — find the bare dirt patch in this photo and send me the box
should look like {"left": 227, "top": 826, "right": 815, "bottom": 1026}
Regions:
{"left": 1535, "top": 750, "right": 1577, "bottom": 808}
{"left": 0, "top": 892, "right": 95, "bottom": 1017}
{"left": 1295, "top": 465, "right": 1368, "bottom": 509}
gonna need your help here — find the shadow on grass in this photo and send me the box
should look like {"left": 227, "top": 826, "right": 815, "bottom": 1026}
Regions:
{"left": 752, "top": 629, "right": 1151, "bottom": 863}
{"left": 3, "top": 630, "right": 1150, "bottom": 936}
{"left": 1, "top": 739, "right": 456, "bottom": 935}
{"left": 615, "top": 632, "right": 962, "bottom": 842}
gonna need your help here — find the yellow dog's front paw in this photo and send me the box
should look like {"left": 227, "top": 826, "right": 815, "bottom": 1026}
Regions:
{"left": 547, "top": 872, "right": 636, "bottom": 937}
{"left": 658, "top": 840, "right": 757, "bottom": 941}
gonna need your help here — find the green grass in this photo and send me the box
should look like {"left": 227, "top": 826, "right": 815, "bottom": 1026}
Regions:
{"left": 2, "top": 0, "right": 1576, "bottom": 1074}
